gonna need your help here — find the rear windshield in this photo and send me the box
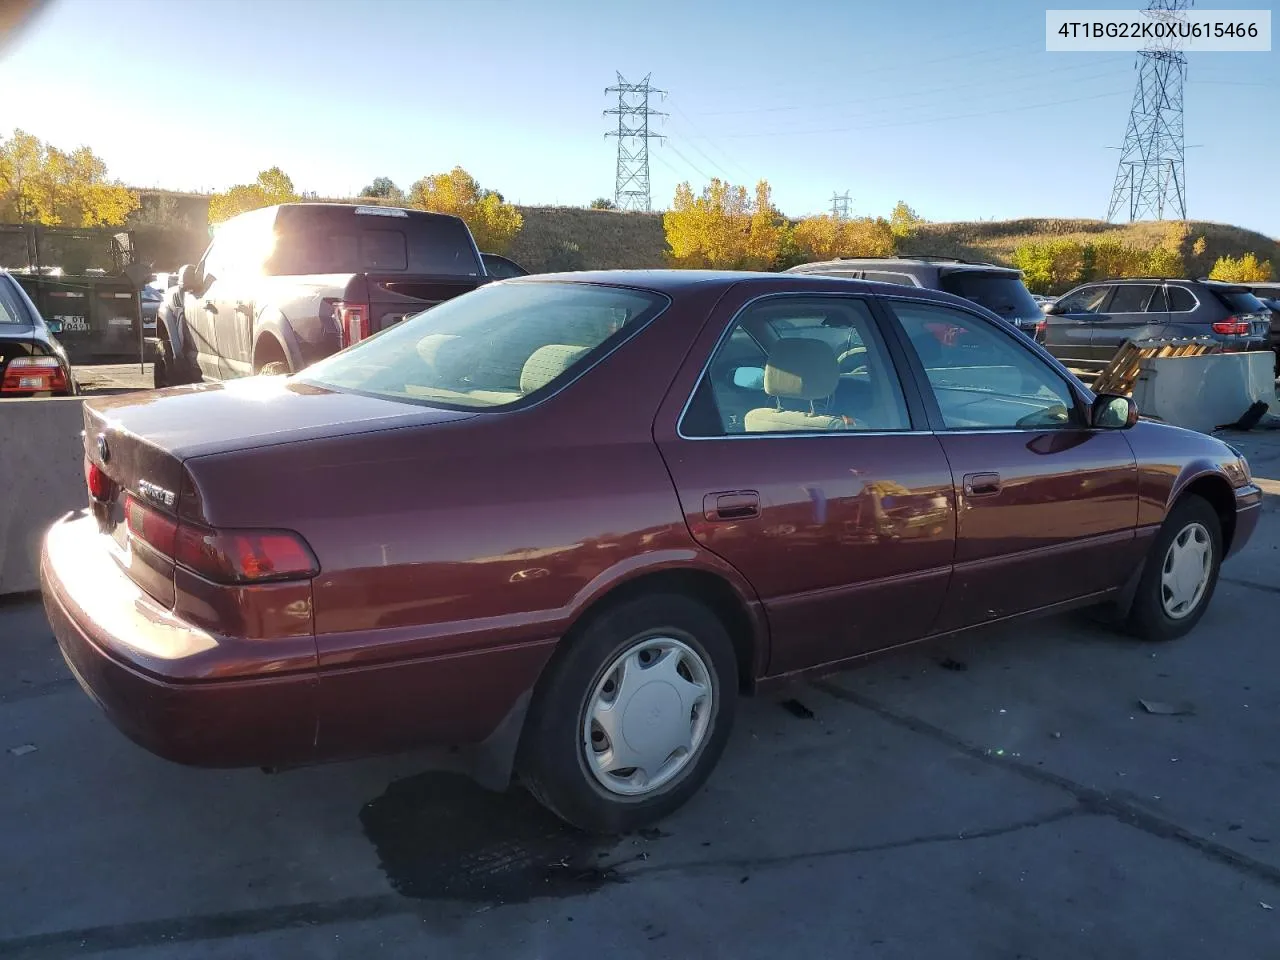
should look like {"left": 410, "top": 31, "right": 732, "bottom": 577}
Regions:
{"left": 1211, "top": 288, "right": 1268, "bottom": 313}
{"left": 940, "top": 271, "right": 1042, "bottom": 320}
{"left": 0, "top": 279, "right": 31, "bottom": 324}
{"left": 301, "top": 281, "right": 667, "bottom": 410}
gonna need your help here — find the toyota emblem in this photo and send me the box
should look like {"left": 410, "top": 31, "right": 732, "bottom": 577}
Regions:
{"left": 96, "top": 433, "right": 110, "bottom": 464}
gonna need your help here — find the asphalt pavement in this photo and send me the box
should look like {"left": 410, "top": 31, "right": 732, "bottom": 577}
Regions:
{"left": 2, "top": 430, "right": 1279, "bottom": 960}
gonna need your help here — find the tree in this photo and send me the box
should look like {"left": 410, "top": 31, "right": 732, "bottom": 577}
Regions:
{"left": 407, "top": 166, "right": 523, "bottom": 253}
{"left": 360, "top": 176, "right": 404, "bottom": 201}
{"left": 590, "top": 197, "right": 616, "bottom": 210}
{"left": 889, "top": 201, "right": 925, "bottom": 239}
{"left": 663, "top": 178, "right": 786, "bottom": 270}
{"left": 1146, "top": 245, "right": 1185, "bottom": 279}
{"left": 0, "top": 128, "right": 138, "bottom": 226}
{"left": 1209, "top": 252, "right": 1273, "bottom": 283}
{"left": 207, "top": 167, "right": 301, "bottom": 224}
{"left": 793, "top": 214, "right": 895, "bottom": 261}
{"left": 1086, "top": 239, "right": 1148, "bottom": 280}
{"left": 1010, "top": 240, "right": 1087, "bottom": 294}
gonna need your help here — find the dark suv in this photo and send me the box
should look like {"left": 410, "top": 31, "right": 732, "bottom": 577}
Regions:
{"left": 785, "top": 256, "right": 1047, "bottom": 342}
{"left": 1243, "top": 282, "right": 1280, "bottom": 373}
{"left": 1043, "top": 277, "right": 1271, "bottom": 367}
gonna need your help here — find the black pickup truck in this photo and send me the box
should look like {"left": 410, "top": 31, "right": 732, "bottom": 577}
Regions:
{"left": 157, "top": 203, "right": 491, "bottom": 386}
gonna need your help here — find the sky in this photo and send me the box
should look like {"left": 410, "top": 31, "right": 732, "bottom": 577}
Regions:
{"left": 0, "top": 0, "right": 1276, "bottom": 235}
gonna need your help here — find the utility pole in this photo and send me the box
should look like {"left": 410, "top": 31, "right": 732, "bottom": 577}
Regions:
{"left": 604, "top": 73, "right": 667, "bottom": 212}
{"left": 830, "top": 192, "right": 851, "bottom": 220}
{"left": 1106, "top": 0, "right": 1191, "bottom": 222}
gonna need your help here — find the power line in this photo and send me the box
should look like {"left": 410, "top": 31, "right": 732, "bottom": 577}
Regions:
{"left": 663, "top": 100, "right": 743, "bottom": 180}
{"left": 690, "top": 55, "right": 1130, "bottom": 119}
{"left": 660, "top": 139, "right": 716, "bottom": 184}
{"left": 1107, "top": 0, "right": 1191, "bottom": 222}
{"left": 687, "top": 88, "right": 1130, "bottom": 140}
{"left": 604, "top": 73, "right": 667, "bottom": 212}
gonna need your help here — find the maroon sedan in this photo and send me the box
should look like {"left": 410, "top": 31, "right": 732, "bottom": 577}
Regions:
{"left": 41, "top": 271, "right": 1262, "bottom": 832}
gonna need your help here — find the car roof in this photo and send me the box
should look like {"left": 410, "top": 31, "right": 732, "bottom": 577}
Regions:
{"left": 505, "top": 269, "right": 1017, "bottom": 322}
{"left": 788, "top": 256, "right": 1015, "bottom": 274}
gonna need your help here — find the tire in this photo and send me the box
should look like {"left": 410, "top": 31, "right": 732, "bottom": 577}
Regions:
{"left": 155, "top": 321, "right": 197, "bottom": 387}
{"left": 1127, "top": 494, "right": 1222, "bottom": 642}
{"left": 517, "top": 592, "right": 738, "bottom": 834}
{"left": 258, "top": 361, "right": 290, "bottom": 376}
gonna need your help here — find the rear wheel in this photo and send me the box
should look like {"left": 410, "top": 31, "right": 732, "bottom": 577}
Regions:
{"left": 518, "top": 593, "right": 738, "bottom": 834}
{"left": 1127, "top": 494, "right": 1222, "bottom": 642}
{"left": 257, "top": 360, "right": 290, "bottom": 376}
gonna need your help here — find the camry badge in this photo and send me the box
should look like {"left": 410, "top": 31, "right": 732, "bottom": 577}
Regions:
{"left": 138, "top": 479, "right": 176, "bottom": 509}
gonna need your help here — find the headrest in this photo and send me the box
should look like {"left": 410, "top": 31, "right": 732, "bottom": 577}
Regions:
{"left": 763, "top": 338, "right": 839, "bottom": 400}
{"left": 520, "top": 344, "right": 591, "bottom": 395}
{"left": 416, "top": 333, "right": 462, "bottom": 371}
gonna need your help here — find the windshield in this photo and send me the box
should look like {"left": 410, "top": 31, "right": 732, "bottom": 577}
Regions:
{"left": 302, "top": 281, "right": 666, "bottom": 409}
{"left": 940, "top": 271, "right": 1042, "bottom": 319}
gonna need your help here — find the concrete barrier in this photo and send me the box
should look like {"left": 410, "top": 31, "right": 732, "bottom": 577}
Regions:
{"left": 0, "top": 397, "right": 87, "bottom": 596}
{"left": 1131, "top": 351, "right": 1279, "bottom": 434}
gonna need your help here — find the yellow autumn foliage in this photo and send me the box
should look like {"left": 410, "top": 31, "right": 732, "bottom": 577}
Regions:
{"left": 0, "top": 129, "right": 138, "bottom": 227}
{"left": 408, "top": 166, "right": 523, "bottom": 254}
{"left": 664, "top": 178, "right": 786, "bottom": 270}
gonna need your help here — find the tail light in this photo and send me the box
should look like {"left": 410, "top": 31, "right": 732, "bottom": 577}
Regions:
{"left": 125, "top": 494, "right": 318, "bottom": 584}
{"left": 1212, "top": 316, "right": 1252, "bottom": 336}
{"left": 2, "top": 356, "right": 68, "bottom": 393}
{"left": 1034, "top": 318, "right": 1047, "bottom": 340}
{"left": 336, "top": 301, "right": 369, "bottom": 348}
{"left": 85, "top": 457, "right": 117, "bottom": 502}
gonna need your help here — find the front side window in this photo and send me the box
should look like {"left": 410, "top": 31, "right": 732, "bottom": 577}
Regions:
{"left": 301, "top": 281, "right": 664, "bottom": 409}
{"left": 1056, "top": 285, "right": 1111, "bottom": 315}
{"left": 891, "top": 301, "right": 1082, "bottom": 430}
{"left": 682, "top": 296, "right": 911, "bottom": 437}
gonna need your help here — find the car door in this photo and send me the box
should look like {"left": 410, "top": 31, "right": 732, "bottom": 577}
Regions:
{"left": 655, "top": 290, "right": 957, "bottom": 677}
{"left": 212, "top": 269, "right": 254, "bottom": 379}
{"left": 1091, "top": 283, "right": 1164, "bottom": 360}
{"left": 1044, "top": 283, "right": 1113, "bottom": 363}
{"left": 183, "top": 245, "right": 223, "bottom": 380}
{"left": 883, "top": 298, "right": 1141, "bottom": 633}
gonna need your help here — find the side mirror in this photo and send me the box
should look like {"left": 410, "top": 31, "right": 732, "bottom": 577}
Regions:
{"left": 732, "top": 365, "right": 766, "bottom": 390}
{"left": 1092, "top": 393, "right": 1138, "bottom": 429}
{"left": 177, "top": 264, "right": 197, "bottom": 293}
{"left": 1044, "top": 302, "right": 1066, "bottom": 315}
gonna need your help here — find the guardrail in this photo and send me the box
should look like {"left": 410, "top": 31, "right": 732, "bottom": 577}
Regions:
{"left": 0, "top": 397, "right": 86, "bottom": 596}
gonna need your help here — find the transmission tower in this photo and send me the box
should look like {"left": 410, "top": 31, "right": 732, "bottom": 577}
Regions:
{"left": 1106, "top": 0, "right": 1191, "bottom": 222}
{"left": 604, "top": 73, "right": 667, "bottom": 211}
{"left": 831, "top": 192, "right": 851, "bottom": 220}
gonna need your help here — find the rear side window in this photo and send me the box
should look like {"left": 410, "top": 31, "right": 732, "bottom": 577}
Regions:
{"left": 0, "top": 279, "right": 30, "bottom": 324}
{"left": 1210, "top": 289, "right": 1268, "bottom": 313}
{"left": 301, "top": 281, "right": 665, "bottom": 409}
{"left": 1107, "top": 284, "right": 1156, "bottom": 313}
{"left": 862, "top": 271, "right": 917, "bottom": 286}
{"left": 1167, "top": 287, "right": 1197, "bottom": 312}
{"left": 939, "top": 272, "right": 1042, "bottom": 319}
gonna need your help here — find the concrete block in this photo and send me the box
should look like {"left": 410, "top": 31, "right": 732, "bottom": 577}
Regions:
{"left": 1130, "top": 351, "right": 1278, "bottom": 435}
{"left": 0, "top": 397, "right": 86, "bottom": 596}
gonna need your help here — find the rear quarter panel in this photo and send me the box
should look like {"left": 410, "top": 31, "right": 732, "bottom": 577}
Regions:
{"left": 182, "top": 281, "right": 764, "bottom": 753}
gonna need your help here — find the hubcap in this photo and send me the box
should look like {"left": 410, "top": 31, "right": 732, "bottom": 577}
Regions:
{"left": 582, "top": 636, "right": 713, "bottom": 797}
{"left": 1160, "top": 521, "right": 1212, "bottom": 620}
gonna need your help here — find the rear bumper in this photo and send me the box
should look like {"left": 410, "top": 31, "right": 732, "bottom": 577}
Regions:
{"left": 40, "top": 512, "right": 318, "bottom": 768}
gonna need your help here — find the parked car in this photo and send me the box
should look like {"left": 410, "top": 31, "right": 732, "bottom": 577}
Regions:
{"left": 786, "top": 256, "right": 1047, "bottom": 342}
{"left": 481, "top": 253, "right": 530, "bottom": 279}
{"left": 1242, "top": 282, "right": 1280, "bottom": 374}
{"left": 42, "top": 271, "right": 1261, "bottom": 832}
{"left": 154, "top": 203, "right": 490, "bottom": 389}
{"left": 140, "top": 283, "right": 163, "bottom": 332}
{"left": 1043, "top": 278, "right": 1271, "bottom": 368}
{"left": 1032, "top": 294, "right": 1057, "bottom": 310}
{"left": 0, "top": 268, "right": 75, "bottom": 396}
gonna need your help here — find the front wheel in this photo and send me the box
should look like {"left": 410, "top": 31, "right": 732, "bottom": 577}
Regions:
{"left": 257, "top": 361, "right": 290, "bottom": 376}
{"left": 518, "top": 593, "right": 738, "bottom": 834}
{"left": 1127, "top": 494, "right": 1222, "bottom": 642}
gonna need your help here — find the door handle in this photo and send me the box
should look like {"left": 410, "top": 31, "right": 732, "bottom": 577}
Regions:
{"left": 963, "top": 472, "right": 1001, "bottom": 497}
{"left": 703, "top": 490, "right": 760, "bottom": 522}
{"left": 202, "top": 300, "right": 218, "bottom": 313}
{"left": 235, "top": 301, "right": 251, "bottom": 316}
